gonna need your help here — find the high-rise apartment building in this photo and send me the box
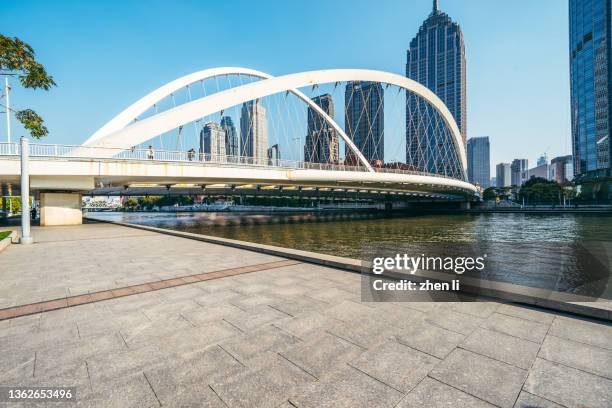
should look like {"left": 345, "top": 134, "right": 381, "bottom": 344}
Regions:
{"left": 406, "top": 0, "right": 466, "bottom": 176}
{"left": 569, "top": 0, "right": 612, "bottom": 198}
{"left": 467, "top": 136, "right": 490, "bottom": 188}
{"left": 240, "top": 100, "right": 268, "bottom": 161}
{"left": 344, "top": 81, "right": 384, "bottom": 165}
{"left": 220, "top": 116, "right": 238, "bottom": 157}
{"left": 304, "top": 94, "right": 339, "bottom": 164}
{"left": 511, "top": 159, "right": 529, "bottom": 186}
{"left": 200, "top": 121, "right": 226, "bottom": 157}
{"left": 496, "top": 163, "right": 512, "bottom": 188}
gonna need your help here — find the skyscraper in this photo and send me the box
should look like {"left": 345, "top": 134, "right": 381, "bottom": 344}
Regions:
{"left": 511, "top": 159, "right": 528, "bottom": 186}
{"left": 467, "top": 136, "right": 490, "bottom": 188}
{"left": 220, "top": 116, "right": 238, "bottom": 157}
{"left": 304, "top": 94, "right": 339, "bottom": 164}
{"left": 550, "top": 155, "right": 574, "bottom": 183}
{"left": 570, "top": 0, "right": 612, "bottom": 198}
{"left": 240, "top": 99, "right": 268, "bottom": 161}
{"left": 200, "top": 121, "right": 226, "bottom": 157}
{"left": 344, "top": 81, "right": 384, "bottom": 165}
{"left": 406, "top": 0, "right": 467, "bottom": 175}
{"left": 496, "top": 163, "right": 512, "bottom": 188}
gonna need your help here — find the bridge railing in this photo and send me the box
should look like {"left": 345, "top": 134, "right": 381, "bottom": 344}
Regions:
{"left": 0, "top": 142, "right": 461, "bottom": 181}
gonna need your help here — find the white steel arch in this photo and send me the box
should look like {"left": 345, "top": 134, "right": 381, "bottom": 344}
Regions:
{"left": 86, "top": 69, "right": 467, "bottom": 176}
{"left": 84, "top": 67, "right": 374, "bottom": 171}
{"left": 84, "top": 67, "right": 274, "bottom": 146}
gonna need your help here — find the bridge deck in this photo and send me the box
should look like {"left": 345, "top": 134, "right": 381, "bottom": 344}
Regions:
{"left": 0, "top": 223, "right": 610, "bottom": 407}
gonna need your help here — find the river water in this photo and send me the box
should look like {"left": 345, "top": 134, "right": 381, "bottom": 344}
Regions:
{"left": 89, "top": 211, "right": 612, "bottom": 298}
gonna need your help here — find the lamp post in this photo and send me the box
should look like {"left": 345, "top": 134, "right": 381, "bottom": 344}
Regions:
{"left": 5, "top": 77, "right": 11, "bottom": 143}
{"left": 20, "top": 136, "right": 33, "bottom": 244}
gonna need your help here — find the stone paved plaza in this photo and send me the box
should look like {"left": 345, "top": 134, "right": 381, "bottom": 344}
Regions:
{"left": 0, "top": 223, "right": 611, "bottom": 407}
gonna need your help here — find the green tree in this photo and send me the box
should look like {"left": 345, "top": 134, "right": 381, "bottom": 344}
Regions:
{"left": 482, "top": 187, "right": 497, "bottom": 201}
{"left": 0, "top": 35, "right": 56, "bottom": 139}
{"left": 123, "top": 197, "right": 138, "bottom": 210}
{"left": 518, "top": 177, "right": 562, "bottom": 204}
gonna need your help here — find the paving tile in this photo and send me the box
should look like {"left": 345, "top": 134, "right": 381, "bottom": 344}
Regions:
{"left": 327, "top": 316, "right": 394, "bottom": 349}
{"left": 78, "top": 372, "right": 160, "bottom": 408}
{"left": 220, "top": 325, "right": 301, "bottom": 363}
{"left": 482, "top": 313, "right": 550, "bottom": 343}
{"left": 394, "top": 319, "right": 465, "bottom": 359}
{"left": 154, "top": 321, "right": 240, "bottom": 354}
{"left": 429, "top": 348, "right": 527, "bottom": 408}
{"left": 308, "top": 287, "right": 360, "bottom": 303}
{"left": 0, "top": 348, "right": 35, "bottom": 383}
{"left": 268, "top": 296, "right": 329, "bottom": 317}
{"left": 513, "top": 391, "right": 566, "bottom": 408}
{"left": 144, "top": 345, "right": 240, "bottom": 407}
{"left": 397, "top": 377, "right": 496, "bottom": 408}
{"left": 88, "top": 290, "right": 114, "bottom": 302}
{"left": 210, "top": 353, "right": 316, "bottom": 408}
{"left": 119, "top": 314, "right": 194, "bottom": 346}
{"left": 289, "top": 364, "right": 403, "bottom": 408}
{"left": 460, "top": 328, "right": 540, "bottom": 369}
{"left": 441, "top": 302, "right": 500, "bottom": 318}
{"left": 538, "top": 335, "right": 612, "bottom": 378}
{"left": 549, "top": 317, "right": 612, "bottom": 350}
{"left": 76, "top": 311, "right": 149, "bottom": 339}
{"left": 280, "top": 332, "right": 364, "bottom": 379}
{"left": 350, "top": 340, "right": 439, "bottom": 392}
{"left": 273, "top": 310, "right": 340, "bottom": 340}
{"left": 497, "top": 303, "right": 556, "bottom": 324}
{"left": 322, "top": 300, "right": 380, "bottom": 323}
{"left": 87, "top": 344, "right": 170, "bottom": 385}
{"left": 181, "top": 304, "right": 244, "bottom": 326}
{"left": 231, "top": 294, "right": 282, "bottom": 309}
{"left": 41, "top": 298, "right": 68, "bottom": 312}
{"left": 223, "top": 304, "right": 291, "bottom": 332}
{"left": 424, "top": 308, "right": 483, "bottom": 336}
{"left": 524, "top": 358, "right": 612, "bottom": 408}
{"left": 35, "top": 333, "right": 127, "bottom": 378}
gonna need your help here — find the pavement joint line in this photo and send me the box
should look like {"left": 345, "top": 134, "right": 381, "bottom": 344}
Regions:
{"left": 513, "top": 315, "right": 556, "bottom": 407}
{"left": 0, "top": 259, "right": 301, "bottom": 322}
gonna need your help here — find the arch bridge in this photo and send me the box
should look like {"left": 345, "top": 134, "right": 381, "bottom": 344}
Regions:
{"left": 0, "top": 67, "right": 477, "bottom": 225}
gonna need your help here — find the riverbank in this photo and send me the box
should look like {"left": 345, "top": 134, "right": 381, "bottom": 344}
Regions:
{"left": 0, "top": 222, "right": 610, "bottom": 407}
{"left": 467, "top": 206, "right": 612, "bottom": 214}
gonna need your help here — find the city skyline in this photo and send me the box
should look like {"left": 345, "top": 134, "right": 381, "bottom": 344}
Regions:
{"left": 1, "top": 0, "right": 570, "bottom": 169}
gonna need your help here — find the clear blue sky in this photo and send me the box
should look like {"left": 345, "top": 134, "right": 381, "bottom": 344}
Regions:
{"left": 1, "top": 0, "right": 570, "bottom": 169}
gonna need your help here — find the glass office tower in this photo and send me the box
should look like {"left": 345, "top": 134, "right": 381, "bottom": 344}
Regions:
{"left": 569, "top": 0, "right": 612, "bottom": 199}
{"left": 406, "top": 0, "right": 466, "bottom": 176}
{"left": 344, "top": 81, "right": 384, "bottom": 165}
{"left": 467, "top": 136, "right": 490, "bottom": 188}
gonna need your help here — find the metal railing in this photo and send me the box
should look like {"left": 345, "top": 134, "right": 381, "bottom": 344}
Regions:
{"left": 0, "top": 142, "right": 462, "bottom": 181}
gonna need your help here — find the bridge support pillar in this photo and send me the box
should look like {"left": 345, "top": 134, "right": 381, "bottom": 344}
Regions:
{"left": 460, "top": 201, "right": 471, "bottom": 210}
{"left": 40, "top": 192, "right": 83, "bottom": 226}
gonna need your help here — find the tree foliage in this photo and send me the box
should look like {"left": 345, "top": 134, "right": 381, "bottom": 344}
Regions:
{"left": 482, "top": 187, "right": 497, "bottom": 201}
{"left": 14, "top": 109, "right": 48, "bottom": 139}
{"left": 0, "top": 34, "right": 55, "bottom": 139}
{"left": 518, "top": 177, "right": 562, "bottom": 204}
